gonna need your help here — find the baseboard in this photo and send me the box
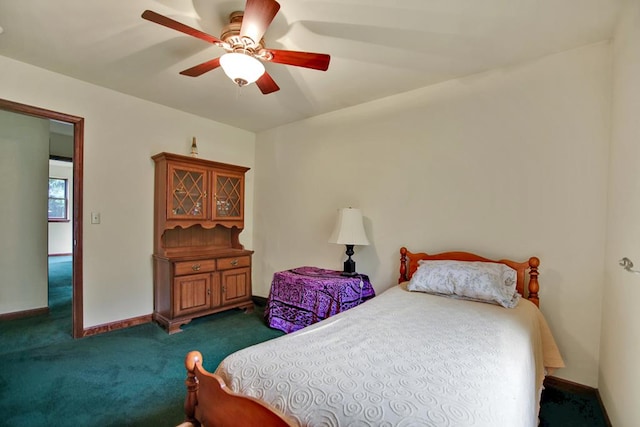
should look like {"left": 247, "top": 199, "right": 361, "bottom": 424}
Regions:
{"left": 594, "top": 389, "right": 613, "bottom": 427}
{"left": 544, "top": 376, "right": 612, "bottom": 427}
{"left": 252, "top": 296, "right": 268, "bottom": 307}
{"left": 49, "top": 253, "right": 72, "bottom": 257}
{"left": 82, "top": 314, "right": 152, "bottom": 337}
{"left": 0, "top": 306, "right": 49, "bottom": 320}
{"left": 544, "top": 376, "right": 596, "bottom": 393}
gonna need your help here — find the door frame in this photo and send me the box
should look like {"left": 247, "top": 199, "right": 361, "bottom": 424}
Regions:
{"left": 0, "top": 98, "right": 84, "bottom": 338}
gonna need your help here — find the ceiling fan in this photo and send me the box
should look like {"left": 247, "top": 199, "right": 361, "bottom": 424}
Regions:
{"left": 142, "top": 0, "right": 331, "bottom": 95}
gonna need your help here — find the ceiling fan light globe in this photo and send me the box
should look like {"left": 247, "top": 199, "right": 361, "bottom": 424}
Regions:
{"left": 220, "top": 52, "right": 265, "bottom": 87}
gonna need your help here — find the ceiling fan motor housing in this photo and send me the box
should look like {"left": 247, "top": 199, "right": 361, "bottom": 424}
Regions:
{"left": 220, "top": 12, "right": 268, "bottom": 57}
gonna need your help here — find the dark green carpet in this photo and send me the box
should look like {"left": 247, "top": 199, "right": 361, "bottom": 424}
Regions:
{"left": 0, "top": 256, "right": 74, "bottom": 351}
{"left": 0, "top": 258, "right": 284, "bottom": 427}
{"left": 0, "top": 258, "right": 608, "bottom": 426}
{"left": 540, "top": 382, "right": 609, "bottom": 427}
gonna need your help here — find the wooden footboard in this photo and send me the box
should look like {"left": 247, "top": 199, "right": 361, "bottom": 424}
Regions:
{"left": 184, "top": 351, "right": 296, "bottom": 427}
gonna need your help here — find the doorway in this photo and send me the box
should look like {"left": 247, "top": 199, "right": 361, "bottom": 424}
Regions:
{"left": 0, "top": 98, "right": 84, "bottom": 338}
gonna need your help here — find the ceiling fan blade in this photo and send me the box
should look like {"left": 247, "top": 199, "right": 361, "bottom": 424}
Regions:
{"left": 266, "top": 49, "right": 330, "bottom": 71}
{"left": 256, "top": 72, "right": 280, "bottom": 94}
{"left": 179, "top": 57, "right": 221, "bottom": 77}
{"left": 240, "top": 0, "right": 281, "bottom": 44}
{"left": 142, "top": 10, "right": 222, "bottom": 45}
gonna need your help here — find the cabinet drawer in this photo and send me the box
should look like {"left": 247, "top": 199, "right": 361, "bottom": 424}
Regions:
{"left": 174, "top": 259, "right": 216, "bottom": 276}
{"left": 217, "top": 255, "right": 251, "bottom": 270}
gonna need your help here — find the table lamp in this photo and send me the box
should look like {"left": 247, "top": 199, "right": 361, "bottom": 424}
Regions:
{"left": 329, "top": 207, "right": 370, "bottom": 276}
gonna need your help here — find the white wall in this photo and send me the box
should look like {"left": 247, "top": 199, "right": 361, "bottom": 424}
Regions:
{"left": 48, "top": 160, "right": 73, "bottom": 255}
{"left": 0, "top": 55, "right": 255, "bottom": 328}
{"left": 0, "top": 110, "right": 49, "bottom": 314}
{"left": 254, "top": 43, "right": 611, "bottom": 387}
{"left": 600, "top": 0, "right": 640, "bottom": 425}
{"left": 49, "top": 132, "right": 73, "bottom": 158}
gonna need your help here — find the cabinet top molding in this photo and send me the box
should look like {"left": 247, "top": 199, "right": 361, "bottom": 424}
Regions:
{"left": 152, "top": 152, "right": 250, "bottom": 174}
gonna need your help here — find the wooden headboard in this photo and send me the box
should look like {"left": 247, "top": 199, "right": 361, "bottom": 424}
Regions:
{"left": 398, "top": 247, "right": 540, "bottom": 306}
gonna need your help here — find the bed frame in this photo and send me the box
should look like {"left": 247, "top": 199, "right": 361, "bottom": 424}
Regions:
{"left": 183, "top": 351, "right": 296, "bottom": 427}
{"left": 182, "top": 248, "right": 542, "bottom": 426}
{"left": 399, "top": 246, "right": 540, "bottom": 306}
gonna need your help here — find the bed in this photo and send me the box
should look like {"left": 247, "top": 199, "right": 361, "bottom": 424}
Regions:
{"left": 182, "top": 247, "right": 564, "bottom": 427}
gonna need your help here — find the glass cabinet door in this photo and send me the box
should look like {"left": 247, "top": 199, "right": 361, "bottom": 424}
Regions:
{"left": 213, "top": 173, "right": 243, "bottom": 219}
{"left": 168, "top": 164, "right": 208, "bottom": 220}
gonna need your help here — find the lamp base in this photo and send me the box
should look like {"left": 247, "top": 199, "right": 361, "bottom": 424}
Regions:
{"left": 341, "top": 245, "right": 357, "bottom": 276}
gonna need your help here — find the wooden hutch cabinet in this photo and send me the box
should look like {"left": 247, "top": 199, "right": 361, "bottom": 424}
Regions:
{"left": 152, "top": 152, "right": 253, "bottom": 333}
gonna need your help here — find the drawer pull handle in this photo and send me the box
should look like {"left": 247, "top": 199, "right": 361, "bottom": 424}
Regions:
{"left": 192, "top": 264, "right": 201, "bottom": 271}
{"left": 230, "top": 259, "right": 239, "bottom": 266}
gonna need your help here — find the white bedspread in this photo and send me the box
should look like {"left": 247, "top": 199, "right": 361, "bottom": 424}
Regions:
{"left": 215, "top": 284, "right": 564, "bottom": 427}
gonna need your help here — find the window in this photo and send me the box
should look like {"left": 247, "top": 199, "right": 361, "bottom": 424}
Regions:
{"left": 48, "top": 178, "right": 68, "bottom": 221}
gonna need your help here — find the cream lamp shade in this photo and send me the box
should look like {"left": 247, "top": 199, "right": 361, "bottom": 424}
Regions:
{"left": 329, "top": 208, "right": 369, "bottom": 275}
{"left": 219, "top": 52, "right": 265, "bottom": 87}
{"left": 329, "top": 208, "right": 369, "bottom": 245}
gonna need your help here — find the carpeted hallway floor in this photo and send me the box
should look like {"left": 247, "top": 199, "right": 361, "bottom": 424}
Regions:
{"left": 0, "top": 257, "right": 284, "bottom": 426}
{"left": 0, "top": 257, "right": 609, "bottom": 426}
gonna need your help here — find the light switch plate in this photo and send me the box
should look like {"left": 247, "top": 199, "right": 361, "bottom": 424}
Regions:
{"left": 91, "top": 212, "right": 100, "bottom": 224}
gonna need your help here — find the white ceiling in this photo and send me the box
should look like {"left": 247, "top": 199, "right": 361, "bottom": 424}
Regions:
{"left": 0, "top": 0, "right": 622, "bottom": 132}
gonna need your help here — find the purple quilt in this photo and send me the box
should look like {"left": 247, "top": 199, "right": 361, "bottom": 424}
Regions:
{"left": 265, "top": 266, "right": 375, "bottom": 333}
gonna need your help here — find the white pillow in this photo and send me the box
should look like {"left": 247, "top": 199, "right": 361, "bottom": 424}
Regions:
{"left": 407, "top": 260, "right": 520, "bottom": 308}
